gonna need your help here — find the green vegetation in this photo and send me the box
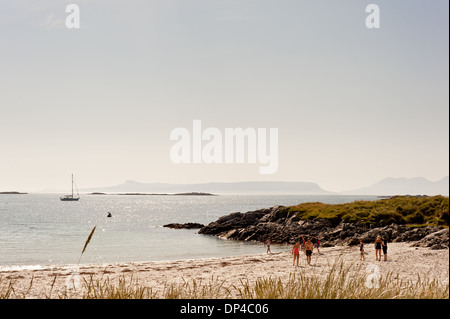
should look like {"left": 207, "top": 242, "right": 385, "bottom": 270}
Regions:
{"left": 284, "top": 196, "right": 449, "bottom": 227}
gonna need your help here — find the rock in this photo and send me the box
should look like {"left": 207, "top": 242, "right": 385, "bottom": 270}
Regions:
{"left": 163, "top": 223, "right": 204, "bottom": 229}
{"left": 340, "top": 229, "right": 355, "bottom": 239}
{"left": 199, "top": 208, "right": 270, "bottom": 236}
{"left": 411, "top": 228, "right": 449, "bottom": 249}
{"left": 219, "top": 229, "right": 238, "bottom": 239}
{"left": 395, "top": 226, "right": 441, "bottom": 242}
{"left": 197, "top": 205, "right": 448, "bottom": 248}
{"left": 198, "top": 212, "right": 243, "bottom": 235}
{"left": 347, "top": 236, "right": 361, "bottom": 246}
{"left": 430, "top": 244, "right": 446, "bottom": 250}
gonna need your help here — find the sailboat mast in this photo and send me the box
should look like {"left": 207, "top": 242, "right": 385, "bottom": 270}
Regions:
{"left": 72, "top": 174, "right": 74, "bottom": 197}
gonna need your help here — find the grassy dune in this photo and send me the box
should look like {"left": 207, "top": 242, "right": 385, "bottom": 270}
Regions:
{"left": 284, "top": 195, "right": 449, "bottom": 227}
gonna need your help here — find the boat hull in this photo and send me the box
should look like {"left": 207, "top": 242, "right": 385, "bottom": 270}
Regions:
{"left": 60, "top": 197, "right": 80, "bottom": 201}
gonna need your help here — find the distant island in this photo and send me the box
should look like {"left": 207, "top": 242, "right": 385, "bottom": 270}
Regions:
{"left": 88, "top": 192, "right": 216, "bottom": 196}
{"left": 81, "top": 180, "right": 330, "bottom": 195}
{"left": 0, "top": 191, "right": 27, "bottom": 195}
{"left": 342, "top": 176, "right": 449, "bottom": 196}
{"left": 174, "top": 192, "right": 217, "bottom": 196}
{"left": 80, "top": 176, "right": 449, "bottom": 196}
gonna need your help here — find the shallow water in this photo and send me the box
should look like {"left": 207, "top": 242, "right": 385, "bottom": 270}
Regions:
{"left": 0, "top": 193, "right": 378, "bottom": 268}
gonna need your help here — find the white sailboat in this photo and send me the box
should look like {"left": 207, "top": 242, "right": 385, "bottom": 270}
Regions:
{"left": 60, "top": 174, "right": 80, "bottom": 201}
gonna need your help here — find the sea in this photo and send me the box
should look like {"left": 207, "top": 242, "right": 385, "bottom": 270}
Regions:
{"left": 0, "top": 193, "right": 380, "bottom": 270}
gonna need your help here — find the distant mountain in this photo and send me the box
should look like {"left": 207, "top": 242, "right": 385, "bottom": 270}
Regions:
{"left": 342, "top": 176, "right": 449, "bottom": 196}
{"left": 81, "top": 180, "right": 332, "bottom": 194}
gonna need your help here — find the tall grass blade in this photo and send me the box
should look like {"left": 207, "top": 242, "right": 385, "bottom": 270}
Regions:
{"left": 78, "top": 226, "right": 96, "bottom": 265}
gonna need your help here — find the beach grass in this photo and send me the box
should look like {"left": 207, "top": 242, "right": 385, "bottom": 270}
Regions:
{"left": 162, "top": 276, "right": 229, "bottom": 299}
{"left": 78, "top": 226, "right": 96, "bottom": 265}
{"left": 0, "top": 276, "right": 13, "bottom": 299}
{"left": 233, "top": 263, "right": 449, "bottom": 299}
{"left": 2, "top": 259, "right": 448, "bottom": 299}
{"left": 80, "top": 275, "right": 157, "bottom": 299}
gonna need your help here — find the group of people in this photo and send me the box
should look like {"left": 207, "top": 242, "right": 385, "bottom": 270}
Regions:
{"left": 291, "top": 236, "right": 321, "bottom": 266}
{"left": 360, "top": 235, "right": 388, "bottom": 261}
{"left": 265, "top": 236, "right": 320, "bottom": 266}
{"left": 265, "top": 234, "right": 388, "bottom": 266}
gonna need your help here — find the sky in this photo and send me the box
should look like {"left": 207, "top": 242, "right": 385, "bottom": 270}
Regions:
{"left": 0, "top": 0, "right": 448, "bottom": 193}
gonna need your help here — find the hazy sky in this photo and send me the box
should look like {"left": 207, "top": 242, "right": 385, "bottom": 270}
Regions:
{"left": 0, "top": 0, "right": 448, "bottom": 192}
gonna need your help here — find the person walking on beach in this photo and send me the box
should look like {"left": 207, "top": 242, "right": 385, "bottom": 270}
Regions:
{"left": 300, "top": 235, "right": 306, "bottom": 253}
{"left": 265, "top": 238, "right": 272, "bottom": 254}
{"left": 305, "top": 238, "right": 314, "bottom": 265}
{"left": 314, "top": 237, "right": 321, "bottom": 254}
{"left": 382, "top": 236, "right": 388, "bottom": 261}
{"left": 292, "top": 241, "right": 300, "bottom": 266}
{"left": 374, "top": 236, "right": 382, "bottom": 261}
{"left": 360, "top": 240, "right": 365, "bottom": 261}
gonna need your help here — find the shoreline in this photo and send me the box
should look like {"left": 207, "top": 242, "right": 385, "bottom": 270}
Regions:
{"left": 0, "top": 240, "right": 288, "bottom": 272}
{"left": 1, "top": 242, "right": 448, "bottom": 299}
{"left": 0, "top": 249, "right": 272, "bottom": 272}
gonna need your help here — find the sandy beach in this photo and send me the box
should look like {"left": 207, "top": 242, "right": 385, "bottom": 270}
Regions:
{"left": 1, "top": 242, "right": 448, "bottom": 299}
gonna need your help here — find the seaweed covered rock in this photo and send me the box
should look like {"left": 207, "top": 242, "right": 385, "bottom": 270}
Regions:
{"left": 163, "top": 223, "right": 204, "bottom": 229}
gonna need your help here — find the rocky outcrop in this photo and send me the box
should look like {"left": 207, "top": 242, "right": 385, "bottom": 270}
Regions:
{"left": 198, "top": 206, "right": 449, "bottom": 249}
{"left": 163, "top": 223, "right": 204, "bottom": 229}
{"left": 411, "top": 228, "right": 449, "bottom": 250}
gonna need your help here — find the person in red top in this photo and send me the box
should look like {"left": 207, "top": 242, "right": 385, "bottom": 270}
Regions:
{"left": 292, "top": 242, "right": 300, "bottom": 266}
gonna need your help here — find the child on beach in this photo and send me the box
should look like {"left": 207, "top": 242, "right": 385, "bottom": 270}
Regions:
{"left": 292, "top": 242, "right": 300, "bottom": 266}
{"left": 265, "top": 239, "right": 272, "bottom": 254}
{"left": 360, "top": 240, "right": 365, "bottom": 261}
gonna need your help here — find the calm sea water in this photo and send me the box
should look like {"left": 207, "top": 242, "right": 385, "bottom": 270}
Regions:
{"left": 0, "top": 193, "right": 379, "bottom": 269}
